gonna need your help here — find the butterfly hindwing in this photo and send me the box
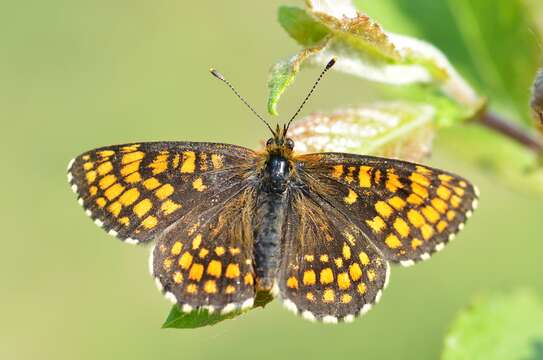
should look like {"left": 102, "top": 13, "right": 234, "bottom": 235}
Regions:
{"left": 151, "top": 186, "right": 257, "bottom": 313}
{"left": 297, "top": 153, "right": 479, "bottom": 266}
{"left": 67, "top": 142, "right": 257, "bottom": 244}
{"left": 277, "top": 189, "right": 389, "bottom": 323}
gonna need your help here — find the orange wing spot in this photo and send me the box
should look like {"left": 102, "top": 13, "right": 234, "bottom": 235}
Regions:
{"left": 172, "top": 154, "right": 180, "bottom": 169}
{"left": 107, "top": 201, "right": 122, "bottom": 217}
{"left": 186, "top": 283, "right": 198, "bottom": 294}
{"left": 287, "top": 276, "right": 299, "bottom": 289}
{"left": 149, "top": 154, "right": 168, "bottom": 175}
{"left": 334, "top": 257, "right": 344, "bottom": 268}
{"left": 95, "top": 197, "right": 106, "bottom": 208}
{"left": 337, "top": 273, "right": 351, "bottom": 290}
{"left": 357, "top": 283, "right": 367, "bottom": 295}
{"left": 214, "top": 246, "right": 225, "bottom": 256}
{"left": 306, "top": 292, "right": 315, "bottom": 301}
{"left": 342, "top": 243, "right": 351, "bottom": 260}
{"left": 207, "top": 260, "right": 222, "bottom": 278}
{"left": 437, "top": 185, "right": 451, "bottom": 200}
{"left": 359, "top": 166, "right": 372, "bottom": 187}
{"left": 204, "top": 280, "right": 218, "bottom": 294}
{"left": 179, "top": 252, "right": 193, "bottom": 270}
{"left": 163, "top": 258, "right": 173, "bottom": 270}
{"left": 421, "top": 224, "right": 434, "bottom": 240}
{"left": 451, "top": 195, "right": 462, "bottom": 208}
{"left": 141, "top": 216, "right": 158, "bottom": 229}
{"left": 320, "top": 268, "right": 334, "bottom": 284}
{"left": 431, "top": 198, "right": 448, "bottom": 214}
{"left": 366, "top": 216, "right": 386, "bottom": 233}
{"left": 124, "top": 172, "right": 142, "bottom": 183}
{"left": 188, "top": 263, "right": 204, "bottom": 281}
{"left": 453, "top": 186, "right": 465, "bottom": 196}
{"left": 407, "top": 193, "right": 424, "bottom": 205}
{"left": 411, "top": 238, "right": 423, "bottom": 249}
{"left": 341, "top": 294, "right": 353, "bottom": 304}
{"left": 331, "top": 165, "right": 344, "bottom": 179}
{"left": 320, "top": 255, "right": 329, "bottom": 263}
{"left": 412, "top": 182, "right": 429, "bottom": 199}
{"left": 343, "top": 231, "right": 355, "bottom": 245}
{"left": 104, "top": 183, "right": 125, "bottom": 201}
{"left": 367, "top": 269, "right": 377, "bottom": 282}
{"left": 388, "top": 196, "right": 406, "bottom": 211}
{"left": 439, "top": 174, "right": 453, "bottom": 182}
{"left": 143, "top": 177, "right": 161, "bottom": 190}
{"left": 344, "top": 166, "right": 356, "bottom": 184}
{"left": 173, "top": 271, "right": 183, "bottom": 284}
{"left": 385, "top": 234, "right": 402, "bottom": 249}
{"left": 393, "top": 217, "right": 410, "bottom": 238}
{"left": 229, "top": 247, "right": 240, "bottom": 255}
{"left": 386, "top": 169, "right": 403, "bottom": 192}
{"left": 349, "top": 263, "right": 363, "bottom": 281}
{"left": 459, "top": 180, "right": 468, "bottom": 188}
{"left": 225, "top": 285, "right": 236, "bottom": 294}
{"left": 121, "top": 151, "right": 144, "bottom": 164}
{"left": 422, "top": 206, "right": 440, "bottom": 224}
{"left": 180, "top": 151, "right": 196, "bottom": 173}
{"left": 119, "top": 188, "right": 140, "bottom": 206}
{"left": 323, "top": 288, "right": 335, "bottom": 303}
{"left": 121, "top": 145, "right": 140, "bottom": 153}
{"left": 304, "top": 255, "right": 314, "bottom": 262}
{"left": 189, "top": 235, "right": 202, "bottom": 251}
{"left": 89, "top": 186, "right": 98, "bottom": 196}
{"left": 410, "top": 172, "right": 431, "bottom": 187}
{"left": 82, "top": 155, "right": 91, "bottom": 161}
{"left": 407, "top": 209, "right": 426, "bottom": 228}
{"left": 374, "top": 169, "right": 382, "bottom": 184}
{"left": 211, "top": 154, "right": 224, "bottom": 169}
{"left": 343, "top": 189, "right": 358, "bottom": 204}
{"left": 437, "top": 221, "right": 448, "bottom": 233}
{"left": 161, "top": 200, "right": 181, "bottom": 215}
{"left": 303, "top": 270, "right": 316, "bottom": 285}
{"left": 225, "top": 263, "right": 240, "bottom": 279}
{"left": 198, "top": 248, "right": 209, "bottom": 259}
{"left": 97, "top": 161, "right": 113, "bottom": 176}
{"left": 192, "top": 178, "right": 207, "bottom": 192}
{"left": 155, "top": 184, "right": 174, "bottom": 200}
{"left": 244, "top": 273, "right": 254, "bottom": 286}
{"left": 133, "top": 199, "right": 152, "bottom": 218}
{"left": 447, "top": 210, "right": 457, "bottom": 221}
{"left": 119, "top": 217, "right": 130, "bottom": 226}
{"left": 359, "top": 252, "right": 370, "bottom": 266}
{"left": 375, "top": 201, "right": 394, "bottom": 219}
{"left": 197, "top": 153, "right": 207, "bottom": 171}
{"left": 416, "top": 166, "right": 432, "bottom": 175}
{"left": 98, "top": 150, "right": 115, "bottom": 157}
{"left": 99, "top": 174, "right": 116, "bottom": 190}
{"left": 83, "top": 162, "right": 94, "bottom": 171}
{"left": 171, "top": 241, "right": 183, "bottom": 255}
{"left": 120, "top": 161, "right": 141, "bottom": 177}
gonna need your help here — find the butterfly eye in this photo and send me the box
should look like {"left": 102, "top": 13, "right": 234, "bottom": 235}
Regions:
{"left": 286, "top": 138, "right": 295, "bottom": 150}
{"left": 266, "top": 138, "right": 274, "bottom": 147}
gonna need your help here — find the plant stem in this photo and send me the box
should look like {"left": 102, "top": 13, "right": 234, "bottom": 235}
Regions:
{"left": 475, "top": 111, "right": 543, "bottom": 154}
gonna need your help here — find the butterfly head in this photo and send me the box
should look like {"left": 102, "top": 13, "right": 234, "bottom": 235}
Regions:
{"left": 265, "top": 124, "right": 295, "bottom": 157}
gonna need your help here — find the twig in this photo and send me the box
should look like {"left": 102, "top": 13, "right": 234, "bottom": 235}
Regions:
{"left": 474, "top": 111, "right": 543, "bottom": 154}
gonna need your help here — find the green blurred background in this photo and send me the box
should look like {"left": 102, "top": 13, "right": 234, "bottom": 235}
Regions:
{"left": 2, "top": 1, "right": 541, "bottom": 359}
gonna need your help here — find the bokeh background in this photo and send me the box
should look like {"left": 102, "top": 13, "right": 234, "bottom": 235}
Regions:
{"left": 2, "top": 1, "right": 541, "bottom": 359}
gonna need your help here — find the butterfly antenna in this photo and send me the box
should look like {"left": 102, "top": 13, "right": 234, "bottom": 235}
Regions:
{"left": 210, "top": 68, "right": 276, "bottom": 136}
{"left": 285, "top": 58, "right": 336, "bottom": 133}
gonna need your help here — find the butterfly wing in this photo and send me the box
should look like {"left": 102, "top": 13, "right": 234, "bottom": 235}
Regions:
{"left": 67, "top": 142, "right": 257, "bottom": 244}
{"left": 296, "top": 153, "right": 479, "bottom": 266}
{"left": 277, "top": 188, "right": 389, "bottom": 323}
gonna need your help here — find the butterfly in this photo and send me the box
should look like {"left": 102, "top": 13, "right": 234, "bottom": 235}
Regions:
{"left": 67, "top": 59, "right": 478, "bottom": 323}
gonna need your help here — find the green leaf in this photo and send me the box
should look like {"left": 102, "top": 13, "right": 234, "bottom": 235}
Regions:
{"left": 278, "top": 6, "right": 329, "bottom": 46}
{"left": 269, "top": 1, "right": 482, "bottom": 118}
{"left": 162, "top": 291, "right": 274, "bottom": 329}
{"left": 289, "top": 102, "right": 435, "bottom": 162}
{"left": 442, "top": 290, "right": 543, "bottom": 360}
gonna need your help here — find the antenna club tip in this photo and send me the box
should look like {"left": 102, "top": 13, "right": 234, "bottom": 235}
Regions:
{"left": 325, "top": 58, "right": 337, "bottom": 70}
{"left": 209, "top": 68, "right": 225, "bottom": 80}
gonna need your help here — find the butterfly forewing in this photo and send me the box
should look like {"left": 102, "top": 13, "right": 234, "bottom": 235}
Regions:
{"left": 67, "top": 142, "right": 257, "bottom": 244}
{"left": 297, "top": 153, "right": 479, "bottom": 266}
{"left": 278, "top": 190, "right": 389, "bottom": 323}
